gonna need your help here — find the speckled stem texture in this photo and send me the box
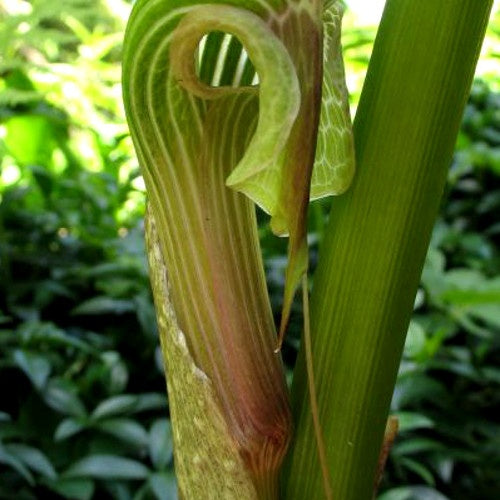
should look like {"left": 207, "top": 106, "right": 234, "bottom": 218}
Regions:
{"left": 146, "top": 211, "right": 263, "bottom": 499}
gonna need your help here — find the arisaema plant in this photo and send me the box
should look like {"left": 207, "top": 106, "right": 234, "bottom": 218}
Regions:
{"left": 122, "top": 0, "right": 353, "bottom": 497}
{"left": 122, "top": 0, "right": 493, "bottom": 498}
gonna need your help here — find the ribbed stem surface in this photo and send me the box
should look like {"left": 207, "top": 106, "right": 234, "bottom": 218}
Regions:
{"left": 283, "top": 1, "right": 493, "bottom": 498}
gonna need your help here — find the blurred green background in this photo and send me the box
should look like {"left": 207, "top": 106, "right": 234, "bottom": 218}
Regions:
{"left": 0, "top": 1, "right": 499, "bottom": 499}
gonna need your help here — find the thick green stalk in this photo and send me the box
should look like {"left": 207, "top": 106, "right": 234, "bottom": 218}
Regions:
{"left": 283, "top": 1, "right": 493, "bottom": 499}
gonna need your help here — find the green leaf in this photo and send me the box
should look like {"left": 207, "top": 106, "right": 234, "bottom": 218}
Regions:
{"left": 392, "top": 438, "right": 445, "bottom": 457}
{"left": 4, "top": 114, "right": 56, "bottom": 166}
{"left": 404, "top": 322, "right": 426, "bottom": 359}
{"left": 96, "top": 418, "right": 149, "bottom": 448}
{"left": 105, "top": 482, "right": 133, "bottom": 500}
{"left": 3, "top": 443, "right": 57, "bottom": 480}
{"left": 12, "top": 349, "right": 51, "bottom": 390}
{"left": 0, "top": 88, "right": 42, "bottom": 107}
{"left": 0, "top": 442, "right": 35, "bottom": 485}
{"left": 149, "top": 419, "right": 173, "bottom": 470}
{"left": 377, "top": 486, "right": 449, "bottom": 500}
{"left": 443, "top": 268, "right": 485, "bottom": 290}
{"left": 17, "top": 321, "right": 96, "bottom": 354}
{"left": 467, "top": 303, "right": 500, "bottom": 328}
{"left": 134, "top": 293, "right": 158, "bottom": 337}
{"left": 43, "top": 378, "right": 87, "bottom": 418}
{"left": 134, "top": 393, "right": 167, "bottom": 413}
{"left": 392, "top": 374, "right": 447, "bottom": 410}
{"left": 100, "top": 351, "right": 129, "bottom": 394}
{"left": 72, "top": 296, "right": 136, "bottom": 316}
{"left": 46, "top": 478, "right": 95, "bottom": 500}
{"left": 91, "top": 395, "right": 138, "bottom": 420}
{"left": 422, "top": 248, "right": 447, "bottom": 299}
{"left": 482, "top": 366, "right": 500, "bottom": 384}
{"left": 431, "top": 456, "right": 454, "bottom": 483}
{"left": 54, "top": 418, "right": 86, "bottom": 441}
{"left": 395, "top": 412, "right": 434, "bottom": 433}
{"left": 149, "top": 472, "right": 177, "bottom": 500}
{"left": 30, "top": 165, "right": 54, "bottom": 198}
{"left": 63, "top": 454, "right": 150, "bottom": 480}
{"left": 399, "top": 457, "right": 435, "bottom": 486}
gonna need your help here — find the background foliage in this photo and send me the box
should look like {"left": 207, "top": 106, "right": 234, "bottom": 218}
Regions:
{"left": 0, "top": 1, "right": 499, "bottom": 499}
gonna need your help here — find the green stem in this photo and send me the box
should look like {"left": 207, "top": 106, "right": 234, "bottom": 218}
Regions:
{"left": 282, "top": 1, "right": 493, "bottom": 498}
{"left": 301, "top": 274, "right": 332, "bottom": 500}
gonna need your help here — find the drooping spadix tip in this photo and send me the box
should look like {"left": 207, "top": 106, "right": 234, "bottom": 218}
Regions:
{"left": 274, "top": 241, "right": 307, "bottom": 353}
{"left": 274, "top": 311, "right": 290, "bottom": 353}
{"left": 274, "top": 332, "right": 284, "bottom": 353}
